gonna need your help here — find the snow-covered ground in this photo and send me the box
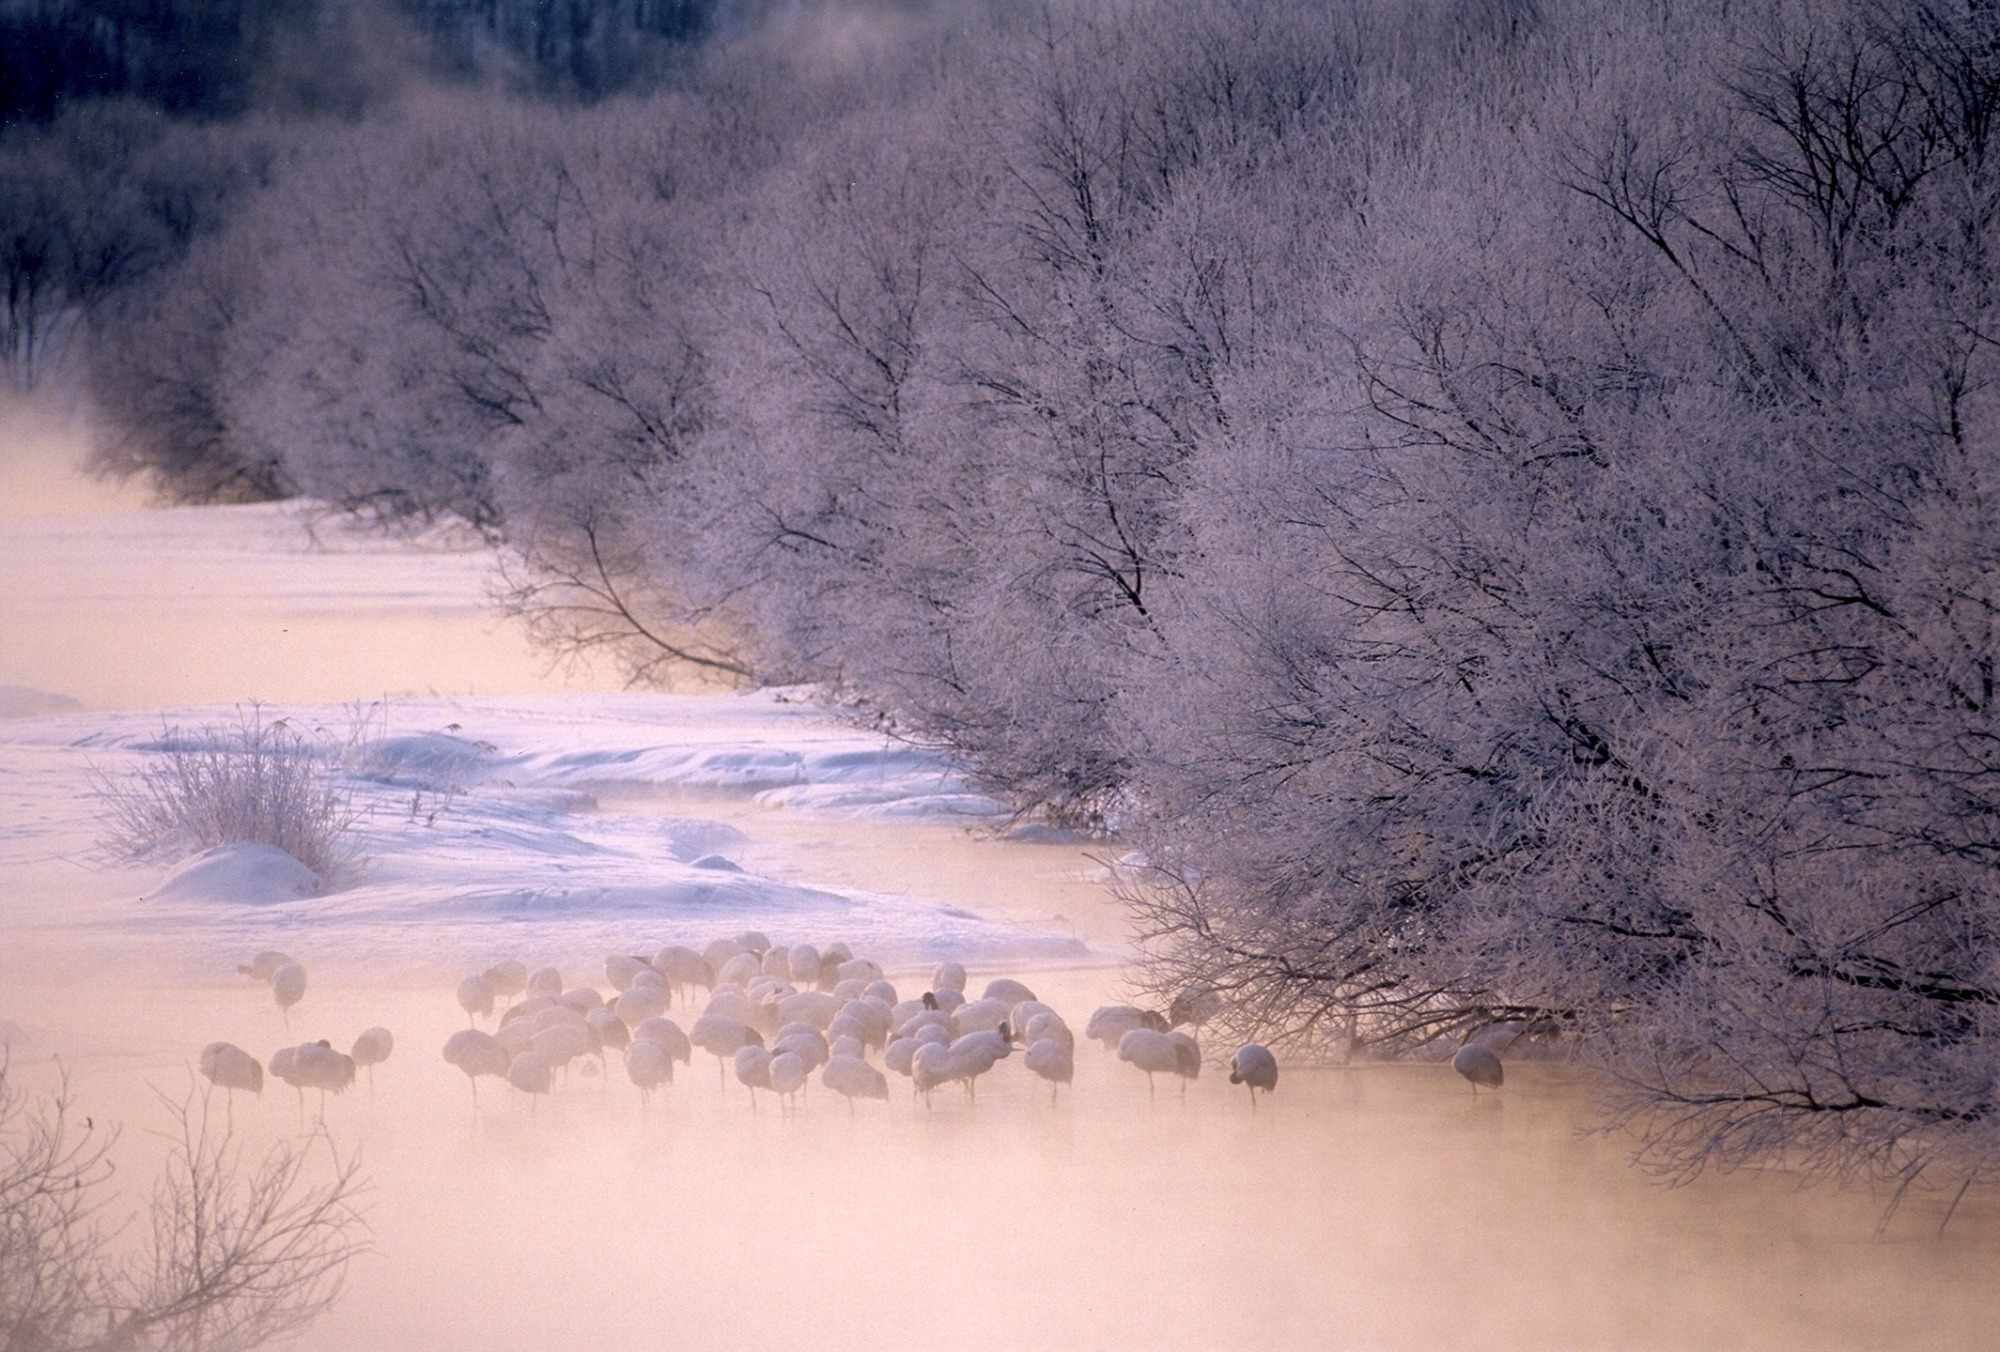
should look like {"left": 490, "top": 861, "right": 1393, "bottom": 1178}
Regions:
{"left": 0, "top": 688, "right": 1103, "bottom": 983}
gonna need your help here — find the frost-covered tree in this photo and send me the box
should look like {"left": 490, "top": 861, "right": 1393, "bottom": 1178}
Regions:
{"left": 70, "top": 0, "right": 2000, "bottom": 1191}
{"left": 1121, "top": 0, "right": 2000, "bottom": 1190}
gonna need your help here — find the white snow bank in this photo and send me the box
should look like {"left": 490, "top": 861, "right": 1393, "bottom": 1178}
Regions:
{"left": 351, "top": 732, "right": 501, "bottom": 789}
{"left": 483, "top": 695, "right": 1000, "bottom": 812}
{"left": 0, "top": 690, "right": 1107, "bottom": 979}
{"left": 654, "top": 817, "right": 749, "bottom": 862}
{"left": 145, "top": 841, "right": 325, "bottom": 905}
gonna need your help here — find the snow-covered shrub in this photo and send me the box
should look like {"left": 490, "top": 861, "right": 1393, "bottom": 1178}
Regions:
{"left": 97, "top": 711, "right": 357, "bottom": 876}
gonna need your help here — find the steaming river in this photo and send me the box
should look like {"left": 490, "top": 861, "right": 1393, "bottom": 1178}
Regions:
{"left": 3, "top": 404, "right": 1997, "bottom": 1351}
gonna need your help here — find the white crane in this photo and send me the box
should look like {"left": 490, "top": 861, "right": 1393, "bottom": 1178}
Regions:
{"left": 457, "top": 973, "right": 495, "bottom": 1026}
{"left": 716, "top": 952, "right": 763, "bottom": 988}
{"left": 1117, "top": 1028, "right": 1200, "bottom": 1099}
{"left": 626, "top": 1039, "right": 674, "bottom": 1113}
{"left": 558, "top": 986, "right": 604, "bottom": 1014}
{"left": 286, "top": 1040, "right": 354, "bottom": 1119}
{"left": 1170, "top": 986, "right": 1224, "bottom": 1033}
{"left": 911, "top": 1041, "right": 952, "bottom": 1106}
{"left": 270, "top": 961, "right": 307, "bottom": 1028}
{"left": 703, "top": 988, "right": 767, "bottom": 1030}
{"left": 587, "top": 1007, "right": 629, "bottom": 1082}
{"left": 199, "top": 1041, "right": 263, "bottom": 1094}
{"left": 775, "top": 990, "right": 841, "bottom": 1031}
{"left": 633, "top": 1017, "right": 692, "bottom": 1069}
{"left": 350, "top": 1027, "right": 393, "bottom": 1091}
{"left": 1024, "top": 1038, "right": 1073, "bottom": 1105}
{"left": 768, "top": 1051, "right": 806, "bottom": 1109}
{"left": 605, "top": 954, "right": 652, "bottom": 991}
{"left": 652, "top": 945, "right": 711, "bottom": 1005}
{"left": 772, "top": 1026, "right": 829, "bottom": 1076}
{"left": 1011, "top": 1002, "right": 1061, "bottom": 1040}
{"left": 531, "top": 1021, "right": 596, "bottom": 1081}
{"left": 735, "top": 1044, "right": 774, "bottom": 1109}
{"left": 705, "top": 937, "right": 751, "bottom": 976}
{"left": 484, "top": 960, "right": 529, "bottom": 1002}
{"left": 822, "top": 1055, "right": 889, "bottom": 1112}
{"left": 981, "top": 978, "right": 1036, "bottom": 1009}
{"left": 198, "top": 1042, "right": 263, "bottom": 1126}
{"left": 1023, "top": 1010, "right": 1074, "bottom": 1052}
{"left": 690, "top": 1013, "right": 763, "bottom": 1086}
{"left": 507, "top": 1050, "right": 553, "bottom": 1112}
{"left": 942, "top": 1027, "right": 1012, "bottom": 1103}
{"left": 1086, "top": 1005, "right": 1167, "bottom": 1050}
{"left": 1452, "top": 1043, "right": 1503, "bottom": 1093}
{"left": 950, "top": 998, "right": 1011, "bottom": 1038}
{"left": 613, "top": 983, "right": 669, "bottom": 1028}
{"left": 1228, "top": 1044, "right": 1277, "bottom": 1109}
{"left": 237, "top": 950, "right": 294, "bottom": 982}
{"left": 443, "top": 1028, "right": 509, "bottom": 1105}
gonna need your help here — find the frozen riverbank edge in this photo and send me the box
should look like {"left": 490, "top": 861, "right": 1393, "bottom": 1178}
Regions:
{"left": 0, "top": 689, "right": 1105, "bottom": 982}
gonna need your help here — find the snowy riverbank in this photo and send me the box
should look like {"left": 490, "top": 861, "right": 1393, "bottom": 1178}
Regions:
{"left": 0, "top": 689, "right": 1107, "bottom": 986}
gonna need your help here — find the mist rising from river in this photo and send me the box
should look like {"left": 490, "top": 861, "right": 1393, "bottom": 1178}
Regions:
{"left": 4, "top": 399, "right": 1997, "bottom": 1351}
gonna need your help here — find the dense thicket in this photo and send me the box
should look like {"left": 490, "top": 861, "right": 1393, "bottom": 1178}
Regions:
{"left": 72, "top": 0, "right": 2000, "bottom": 1195}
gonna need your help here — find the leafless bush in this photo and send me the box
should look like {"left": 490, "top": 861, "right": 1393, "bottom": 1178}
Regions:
{"left": 96, "top": 711, "right": 358, "bottom": 877}
{"left": 0, "top": 1063, "right": 366, "bottom": 1352}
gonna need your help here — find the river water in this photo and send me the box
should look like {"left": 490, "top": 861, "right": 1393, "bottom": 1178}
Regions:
{"left": 2, "top": 400, "right": 1996, "bottom": 1351}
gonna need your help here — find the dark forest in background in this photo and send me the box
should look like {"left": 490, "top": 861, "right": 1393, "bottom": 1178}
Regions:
{"left": 0, "top": 0, "right": 722, "bottom": 122}
{"left": 9, "top": 0, "right": 2000, "bottom": 1202}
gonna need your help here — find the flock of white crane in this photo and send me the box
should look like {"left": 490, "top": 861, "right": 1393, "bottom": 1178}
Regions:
{"left": 202, "top": 930, "right": 1507, "bottom": 1120}
{"left": 198, "top": 948, "right": 392, "bottom": 1119}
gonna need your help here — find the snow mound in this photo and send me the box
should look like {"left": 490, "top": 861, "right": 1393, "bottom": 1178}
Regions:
{"left": 0, "top": 685, "right": 84, "bottom": 719}
{"left": 146, "top": 842, "right": 325, "bottom": 905}
{"left": 352, "top": 732, "right": 501, "bottom": 789}
{"left": 655, "top": 817, "right": 749, "bottom": 862}
{"left": 512, "top": 721, "right": 1004, "bottom": 819}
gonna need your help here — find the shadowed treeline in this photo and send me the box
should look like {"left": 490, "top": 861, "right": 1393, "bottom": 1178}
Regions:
{"left": 0, "top": 0, "right": 730, "bottom": 124}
